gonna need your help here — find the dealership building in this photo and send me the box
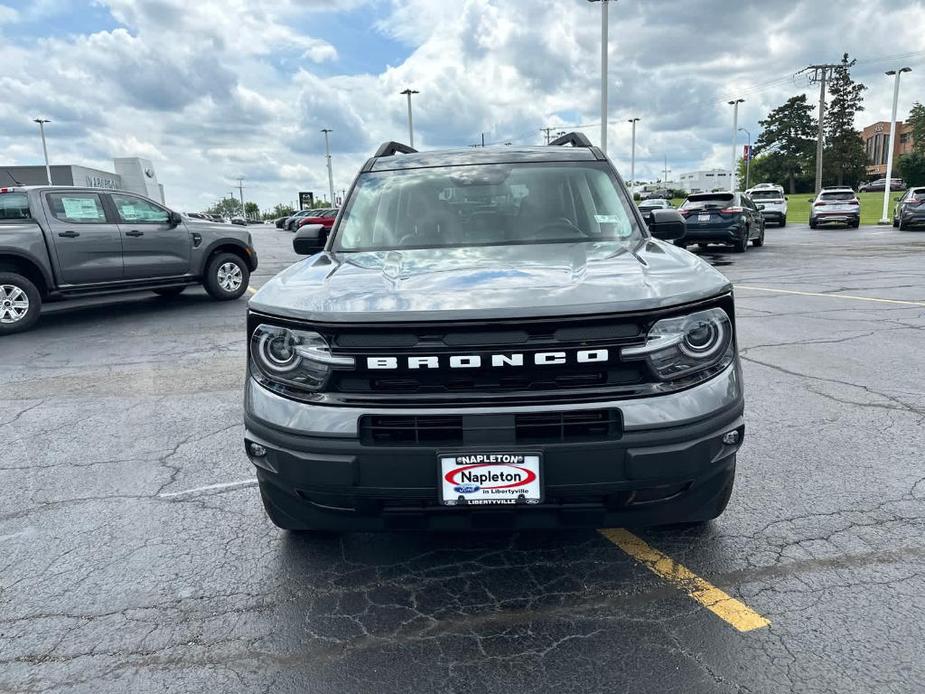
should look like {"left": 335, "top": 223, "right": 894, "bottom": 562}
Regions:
{"left": 0, "top": 157, "right": 165, "bottom": 203}
{"left": 862, "top": 121, "right": 915, "bottom": 178}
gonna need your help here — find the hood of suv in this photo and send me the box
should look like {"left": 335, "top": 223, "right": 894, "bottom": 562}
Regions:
{"left": 249, "top": 240, "right": 732, "bottom": 322}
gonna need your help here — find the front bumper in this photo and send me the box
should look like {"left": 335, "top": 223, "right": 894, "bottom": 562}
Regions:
{"left": 244, "top": 363, "right": 745, "bottom": 531}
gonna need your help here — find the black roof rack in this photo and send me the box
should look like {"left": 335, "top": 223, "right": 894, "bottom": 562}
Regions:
{"left": 373, "top": 141, "right": 418, "bottom": 157}
{"left": 548, "top": 132, "right": 593, "bottom": 148}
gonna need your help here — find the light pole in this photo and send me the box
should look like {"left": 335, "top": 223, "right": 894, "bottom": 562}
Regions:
{"left": 321, "top": 128, "right": 335, "bottom": 206}
{"left": 33, "top": 118, "right": 52, "bottom": 184}
{"left": 880, "top": 67, "right": 912, "bottom": 224}
{"left": 400, "top": 89, "right": 419, "bottom": 148}
{"left": 728, "top": 99, "right": 744, "bottom": 191}
{"left": 738, "top": 127, "right": 751, "bottom": 190}
{"left": 587, "top": 0, "right": 612, "bottom": 156}
{"left": 628, "top": 117, "right": 639, "bottom": 192}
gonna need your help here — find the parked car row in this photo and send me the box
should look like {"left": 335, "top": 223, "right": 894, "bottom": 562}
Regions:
{"left": 275, "top": 207, "right": 339, "bottom": 232}
{"left": 859, "top": 178, "right": 905, "bottom": 193}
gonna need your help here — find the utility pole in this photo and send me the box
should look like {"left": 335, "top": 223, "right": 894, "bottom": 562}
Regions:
{"left": 321, "top": 129, "right": 335, "bottom": 205}
{"left": 481, "top": 132, "right": 485, "bottom": 147}
{"left": 739, "top": 127, "right": 752, "bottom": 190}
{"left": 880, "top": 67, "right": 912, "bottom": 224}
{"left": 540, "top": 127, "right": 554, "bottom": 144}
{"left": 236, "top": 177, "right": 245, "bottom": 218}
{"left": 400, "top": 88, "right": 419, "bottom": 148}
{"left": 33, "top": 119, "right": 52, "bottom": 184}
{"left": 586, "top": 0, "right": 611, "bottom": 155}
{"left": 663, "top": 155, "right": 670, "bottom": 185}
{"left": 803, "top": 64, "right": 838, "bottom": 193}
{"left": 728, "top": 99, "right": 744, "bottom": 191}
{"left": 628, "top": 117, "right": 639, "bottom": 191}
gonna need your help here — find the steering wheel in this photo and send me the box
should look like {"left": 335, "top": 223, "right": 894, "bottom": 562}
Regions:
{"left": 533, "top": 217, "right": 583, "bottom": 238}
{"left": 398, "top": 211, "right": 455, "bottom": 247}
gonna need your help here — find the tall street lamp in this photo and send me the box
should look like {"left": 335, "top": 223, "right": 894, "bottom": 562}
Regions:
{"left": 33, "top": 118, "right": 52, "bottom": 185}
{"left": 400, "top": 88, "right": 419, "bottom": 148}
{"left": 321, "top": 129, "right": 335, "bottom": 206}
{"left": 880, "top": 67, "right": 912, "bottom": 224}
{"left": 627, "top": 117, "right": 639, "bottom": 192}
{"left": 587, "top": 0, "right": 612, "bottom": 156}
{"left": 728, "top": 99, "right": 744, "bottom": 191}
{"left": 738, "top": 127, "right": 751, "bottom": 190}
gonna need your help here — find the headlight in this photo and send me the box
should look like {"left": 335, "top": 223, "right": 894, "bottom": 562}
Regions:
{"left": 250, "top": 324, "right": 353, "bottom": 392}
{"left": 622, "top": 308, "right": 733, "bottom": 381}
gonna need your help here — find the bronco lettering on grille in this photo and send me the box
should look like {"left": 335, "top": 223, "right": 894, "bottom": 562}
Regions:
{"left": 366, "top": 349, "right": 609, "bottom": 370}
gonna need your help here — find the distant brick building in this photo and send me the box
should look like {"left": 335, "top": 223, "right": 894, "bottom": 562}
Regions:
{"left": 862, "top": 121, "right": 915, "bottom": 177}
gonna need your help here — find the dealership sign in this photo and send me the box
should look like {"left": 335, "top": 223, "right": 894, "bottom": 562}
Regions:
{"left": 85, "top": 175, "right": 117, "bottom": 189}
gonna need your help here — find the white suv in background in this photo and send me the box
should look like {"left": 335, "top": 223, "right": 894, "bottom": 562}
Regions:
{"left": 746, "top": 183, "right": 787, "bottom": 227}
{"left": 810, "top": 187, "right": 861, "bottom": 229}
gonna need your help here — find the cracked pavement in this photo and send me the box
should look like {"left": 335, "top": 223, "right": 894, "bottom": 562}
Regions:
{"left": 1, "top": 224, "right": 923, "bottom": 693}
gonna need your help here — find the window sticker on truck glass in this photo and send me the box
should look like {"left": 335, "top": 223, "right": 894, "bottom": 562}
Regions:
{"left": 58, "top": 196, "right": 105, "bottom": 222}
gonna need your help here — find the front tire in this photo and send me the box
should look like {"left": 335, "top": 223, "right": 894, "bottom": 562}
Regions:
{"left": 204, "top": 253, "right": 249, "bottom": 300}
{"left": 779, "top": 215, "right": 787, "bottom": 227}
{"left": 0, "top": 273, "right": 41, "bottom": 335}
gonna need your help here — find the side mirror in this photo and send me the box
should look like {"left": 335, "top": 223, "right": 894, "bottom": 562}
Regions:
{"left": 646, "top": 208, "right": 686, "bottom": 241}
{"left": 293, "top": 224, "right": 327, "bottom": 255}
{"left": 168, "top": 210, "right": 182, "bottom": 227}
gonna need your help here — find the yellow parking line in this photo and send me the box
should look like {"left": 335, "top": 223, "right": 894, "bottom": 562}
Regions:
{"left": 599, "top": 528, "right": 770, "bottom": 633}
{"left": 736, "top": 285, "right": 925, "bottom": 308}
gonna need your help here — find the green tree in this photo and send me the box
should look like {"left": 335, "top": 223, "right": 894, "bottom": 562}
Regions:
{"left": 898, "top": 152, "right": 925, "bottom": 186}
{"left": 206, "top": 196, "right": 241, "bottom": 218}
{"left": 907, "top": 102, "right": 925, "bottom": 155}
{"left": 823, "top": 53, "right": 868, "bottom": 187}
{"left": 267, "top": 203, "right": 296, "bottom": 220}
{"left": 244, "top": 201, "right": 260, "bottom": 219}
{"left": 752, "top": 95, "right": 817, "bottom": 193}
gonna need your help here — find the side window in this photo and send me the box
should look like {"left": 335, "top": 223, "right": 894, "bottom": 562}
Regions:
{"left": 111, "top": 194, "right": 169, "bottom": 224}
{"left": 0, "top": 192, "right": 31, "bottom": 220}
{"left": 46, "top": 193, "right": 107, "bottom": 223}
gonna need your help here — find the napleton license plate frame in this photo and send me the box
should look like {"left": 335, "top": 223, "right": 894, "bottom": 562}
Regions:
{"left": 437, "top": 451, "right": 544, "bottom": 507}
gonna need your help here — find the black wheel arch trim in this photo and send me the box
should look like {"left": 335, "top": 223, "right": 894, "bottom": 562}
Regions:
{"left": 0, "top": 249, "right": 54, "bottom": 294}
{"left": 200, "top": 239, "right": 258, "bottom": 272}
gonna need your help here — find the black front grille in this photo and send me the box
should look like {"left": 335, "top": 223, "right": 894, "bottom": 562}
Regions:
{"left": 359, "top": 415, "right": 464, "bottom": 446}
{"left": 359, "top": 409, "right": 621, "bottom": 446}
{"left": 515, "top": 409, "right": 621, "bottom": 444}
{"left": 326, "top": 313, "right": 649, "bottom": 400}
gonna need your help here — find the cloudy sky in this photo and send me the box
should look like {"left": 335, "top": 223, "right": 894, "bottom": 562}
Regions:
{"left": 1, "top": 0, "right": 924, "bottom": 211}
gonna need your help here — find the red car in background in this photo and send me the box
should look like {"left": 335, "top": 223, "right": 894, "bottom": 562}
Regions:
{"left": 295, "top": 208, "right": 338, "bottom": 232}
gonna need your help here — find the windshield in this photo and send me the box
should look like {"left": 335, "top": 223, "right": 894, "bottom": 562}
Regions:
{"left": 681, "top": 194, "right": 734, "bottom": 210}
{"left": 0, "top": 192, "right": 31, "bottom": 220}
{"left": 333, "top": 162, "right": 642, "bottom": 252}
{"left": 749, "top": 190, "right": 783, "bottom": 201}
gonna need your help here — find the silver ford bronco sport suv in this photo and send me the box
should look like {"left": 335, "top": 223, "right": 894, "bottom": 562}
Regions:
{"left": 244, "top": 133, "right": 744, "bottom": 532}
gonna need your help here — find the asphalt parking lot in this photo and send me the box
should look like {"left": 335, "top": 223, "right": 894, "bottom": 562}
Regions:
{"left": 2, "top": 222, "right": 924, "bottom": 693}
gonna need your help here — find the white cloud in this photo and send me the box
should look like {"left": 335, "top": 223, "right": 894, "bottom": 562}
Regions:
{"left": 0, "top": 4, "right": 18, "bottom": 24}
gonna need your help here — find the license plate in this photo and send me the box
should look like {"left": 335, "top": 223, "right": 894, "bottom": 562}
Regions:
{"left": 439, "top": 452, "right": 543, "bottom": 506}
{"left": 698, "top": 214, "right": 710, "bottom": 222}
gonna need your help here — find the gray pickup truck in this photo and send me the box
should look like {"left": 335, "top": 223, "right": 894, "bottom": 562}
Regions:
{"left": 0, "top": 186, "right": 258, "bottom": 334}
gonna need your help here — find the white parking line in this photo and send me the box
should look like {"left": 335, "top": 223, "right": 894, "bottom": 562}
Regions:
{"left": 247, "top": 286, "right": 257, "bottom": 295}
{"left": 736, "top": 285, "right": 925, "bottom": 308}
{"left": 158, "top": 479, "right": 257, "bottom": 499}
